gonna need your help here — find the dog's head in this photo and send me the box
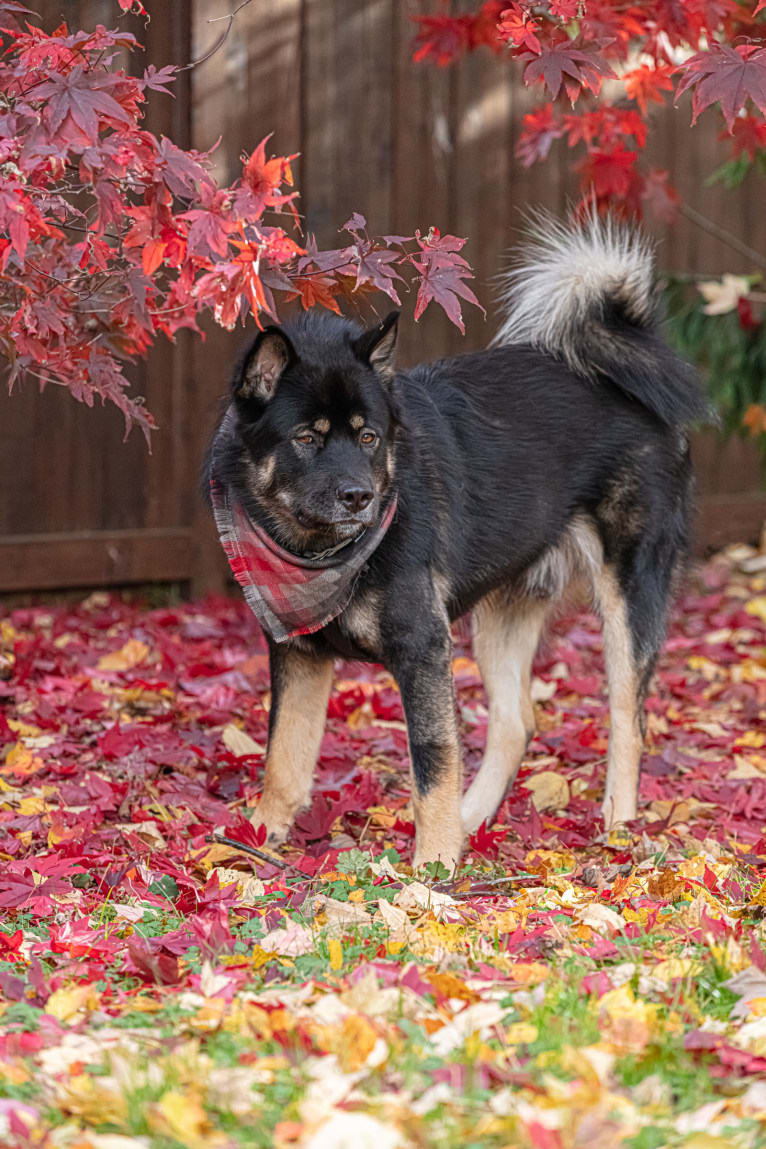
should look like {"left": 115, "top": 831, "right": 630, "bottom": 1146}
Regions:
{"left": 228, "top": 311, "right": 401, "bottom": 553}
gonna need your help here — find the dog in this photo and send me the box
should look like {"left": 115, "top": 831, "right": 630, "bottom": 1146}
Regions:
{"left": 206, "top": 213, "right": 708, "bottom": 870}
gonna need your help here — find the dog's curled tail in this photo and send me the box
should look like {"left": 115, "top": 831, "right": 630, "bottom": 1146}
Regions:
{"left": 493, "top": 211, "right": 710, "bottom": 427}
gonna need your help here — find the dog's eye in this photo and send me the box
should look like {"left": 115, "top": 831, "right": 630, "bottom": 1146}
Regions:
{"left": 295, "top": 432, "right": 316, "bottom": 447}
{"left": 360, "top": 430, "right": 378, "bottom": 446}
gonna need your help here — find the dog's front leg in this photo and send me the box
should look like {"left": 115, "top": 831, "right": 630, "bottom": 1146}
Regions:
{"left": 390, "top": 621, "right": 464, "bottom": 872}
{"left": 254, "top": 643, "right": 333, "bottom": 845}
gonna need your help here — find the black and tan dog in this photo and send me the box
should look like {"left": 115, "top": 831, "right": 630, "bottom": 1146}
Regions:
{"left": 206, "top": 214, "right": 708, "bottom": 870}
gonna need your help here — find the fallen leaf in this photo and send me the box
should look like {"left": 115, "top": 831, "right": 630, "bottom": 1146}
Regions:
{"left": 97, "top": 638, "right": 149, "bottom": 672}
{"left": 221, "top": 722, "right": 265, "bottom": 757}
{"left": 522, "top": 771, "right": 570, "bottom": 811}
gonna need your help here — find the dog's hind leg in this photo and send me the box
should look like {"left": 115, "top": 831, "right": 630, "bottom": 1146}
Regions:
{"left": 593, "top": 554, "right": 674, "bottom": 830}
{"left": 254, "top": 644, "right": 333, "bottom": 845}
{"left": 461, "top": 594, "right": 549, "bottom": 834}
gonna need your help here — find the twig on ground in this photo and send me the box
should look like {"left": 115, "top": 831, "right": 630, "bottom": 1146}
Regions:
{"left": 206, "top": 832, "right": 306, "bottom": 877}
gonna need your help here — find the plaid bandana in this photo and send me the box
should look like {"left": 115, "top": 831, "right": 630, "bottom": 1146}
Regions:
{"left": 210, "top": 477, "right": 397, "bottom": 643}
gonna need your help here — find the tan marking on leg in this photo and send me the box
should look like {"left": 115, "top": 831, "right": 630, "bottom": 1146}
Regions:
{"left": 412, "top": 744, "right": 463, "bottom": 872}
{"left": 255, "top": 654, "right": 333, "bottom": 843}
{"left": 462, "top": 594, "right": 549, "bottom": 833}
{"left": 594, "top": 565, "right": 642, "bottom": 829}
{"left": 313, "top": 417, "right": 330, "bottom": 433}
{"left": 349, "top": 413, "right": 364, "bottom": 430}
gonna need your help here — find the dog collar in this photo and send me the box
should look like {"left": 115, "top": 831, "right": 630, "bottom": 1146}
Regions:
{"left": 210, "top": 477, "right": 397, "bottom": 643}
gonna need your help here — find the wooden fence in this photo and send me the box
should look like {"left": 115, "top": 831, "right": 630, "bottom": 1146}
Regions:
{"left": 1, "top": 0, "right": 765, "bottom": 594}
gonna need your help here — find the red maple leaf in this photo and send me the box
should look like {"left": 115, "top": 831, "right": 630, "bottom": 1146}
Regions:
{"left": 641, "top": 168, "right": 680, "bottom": 224}
{"left": 235, "top": 136, "right": 298, "bottom": 221}
{"left": 522, "top": 37, "right": 617, "bottom": 103}
{"left": 575, "top": 146, "right": 639, "bottom": 198}
{"left": 549, "top": 0, "right": 581, "bottom": 18}
{"left": 516, "top": 103, "right": 564, "bottom": 166}
{"left": 34, "top": 65, "right": 134, "bottom": 145}
{"left": 676, "top": 41, "right": 766, "bottom": 130}
{"left": 623, "top": 63, "right": 674, "bottom": 115}
{"left": 412, "top": 229, "right": 484, "bottom": 334}
{"left": 498, "top": 4, "right": 541, "bottom": 53}
{"left": 181, "top": 186, "right": 236, "bottom": 259}
{"left": 412, "top": 14, "right": 473, "bottom": 65}
{"left": 726, "top": 112, "right": 766, "bottom": 158}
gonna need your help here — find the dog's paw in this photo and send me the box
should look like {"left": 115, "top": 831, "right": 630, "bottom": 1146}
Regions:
{"left": 250, "top": 800, "right": 293, "bottom": 847}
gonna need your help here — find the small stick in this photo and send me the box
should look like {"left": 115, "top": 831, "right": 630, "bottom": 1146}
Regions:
{"left": 206, "top": 833, "right": 305, "bottom": 877}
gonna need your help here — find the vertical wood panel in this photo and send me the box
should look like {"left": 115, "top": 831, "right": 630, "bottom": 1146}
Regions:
{"left": 302, "top": 0, "right": 393, "bottom": 241}
{"left": 392, "top": 2, "right": 458, "bottom": 365}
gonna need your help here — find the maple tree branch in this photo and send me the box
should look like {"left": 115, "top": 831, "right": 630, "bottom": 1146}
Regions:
{"left": 183, "top": 0, "right": 254, "bottom": 71}
{"left": 679, "top": 203, "right": 766, "bottom": 274}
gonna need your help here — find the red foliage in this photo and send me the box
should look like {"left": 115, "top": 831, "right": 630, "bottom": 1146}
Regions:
{"left": 412, "top": 1, "right": 766, "bottom": 218}
{"left": 0, "top": 4, "right": 477, "bottom": 437}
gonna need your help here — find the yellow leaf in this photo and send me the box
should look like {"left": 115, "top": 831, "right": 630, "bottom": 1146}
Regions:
{"left": 2, "top": 743, "right": 44, "bottom": 777}
{"left": 598, "top": 984, "right": 659, "bottom": 1053}
{"left": 251, "top": 944, "right": 276, "bottom": 969}
{"left": 0, "top": 1058, "right": 31, "bottom": 1085}
{"left": 504, "top": 1022, "right": 538, "bottom": 1044}
{"left": 745, "top": 596, "right": 766, "bottom": 625}
{"left": 149, "top": 1090, "right": 217, "bottom": 1149}
{"left": 339, "top": 1014, "right": 380, "bottom": 1071}
{"left": 7, "top": 719, "right": 41, "bottom": 738}
{"left": 521, "top": 770, "right": 570, "bottom": 812}
{"left": 687, "top": 654, "right": 721, "bottom": 679}
{"left": 736, "top": 730, "right": 765, "bottom": 749}
{"left": 328, "top": 937, "right": 343, "bottom": 971}
{"left": 17, "top": 795, "right": 48, "bottom": 816}
{"left": 507, "top": 962, "right": 549, "bottom": 986}
{"left": 45, "top": 982, "right": 100, "bottom": 1023}
{"left": 97, "top": 638, "right": 149, "bottom": 672}
{"left": 57, "top": 1073, "right": 126, "bottom": 1125}
{"left": 652, "top": 957, "right": 697, "bottom": 984}
{"left": 680, "top": 1137, "right": 739, "bottom": 1149}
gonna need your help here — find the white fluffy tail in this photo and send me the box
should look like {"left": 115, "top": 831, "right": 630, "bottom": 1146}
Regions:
{"left": 493, "top": 211, "right": 708, "bottom": 428}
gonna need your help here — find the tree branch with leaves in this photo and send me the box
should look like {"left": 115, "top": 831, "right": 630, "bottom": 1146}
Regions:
{"left": 0, "top": 1, "right": 479, "bottom": 440}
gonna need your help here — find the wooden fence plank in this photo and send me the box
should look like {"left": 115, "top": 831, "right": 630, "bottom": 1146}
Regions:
{"left": 0, "top": 530, "right": 194, "bottom": 592}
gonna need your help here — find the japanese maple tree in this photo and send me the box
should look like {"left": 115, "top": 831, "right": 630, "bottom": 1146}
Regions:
{"left": 413, "top": 0, "right": 766, "bottom": 216}
{"left": 413, "top": 0, "right": 766, "bottom": 436}
{"left": 0, "top": 1, "right": 479, "bottom": 440}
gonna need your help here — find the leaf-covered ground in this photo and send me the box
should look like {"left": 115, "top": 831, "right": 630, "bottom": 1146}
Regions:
{"left": 1, "top": 549, "right": 766, "bottom": 1149}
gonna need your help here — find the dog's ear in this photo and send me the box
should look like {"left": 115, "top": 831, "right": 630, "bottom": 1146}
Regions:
{"left": 235, "top": 327, "right": 296, "bottom": 403}
{"left": 354, "top": 311, "right": 399, "bottom": 381}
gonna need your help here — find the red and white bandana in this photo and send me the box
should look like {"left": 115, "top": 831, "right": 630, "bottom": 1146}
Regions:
{"left": 210, "top": 477, "right": 397, "bottom": 643}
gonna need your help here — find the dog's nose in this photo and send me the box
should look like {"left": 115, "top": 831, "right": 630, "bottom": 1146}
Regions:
{"left": 336, "top": 483, "right": 374, "bottom": 513}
